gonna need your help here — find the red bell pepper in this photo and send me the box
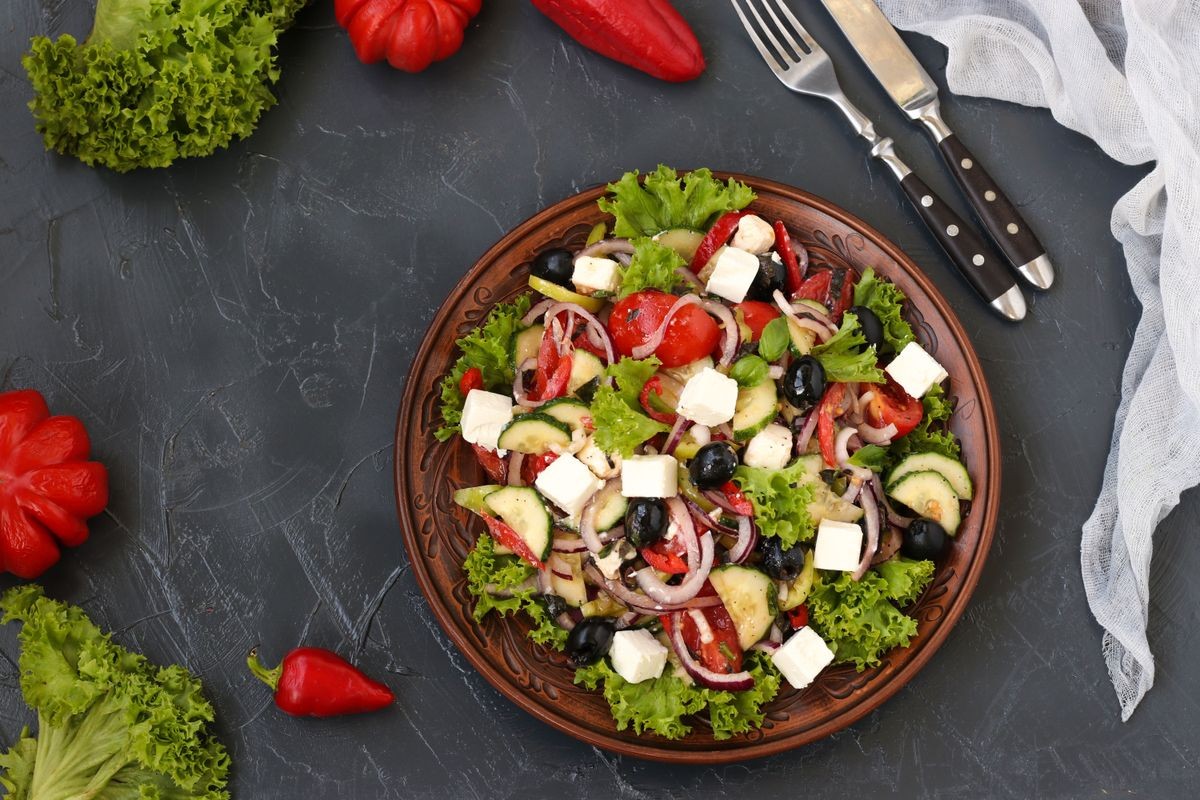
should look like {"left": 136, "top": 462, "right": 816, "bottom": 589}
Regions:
{"left": 248, "top": 647, "right": 394, "bottom": 718}
{"left": 482, "top": 513, "right": 545, "bottom": 569}
{"left": 817, "top": 383, "right": 845, "bottom": 468}
{"left": 335, "top": 0, "right": 481, "bottom": 73}
{"left": 638, "top": 376, "right": 677, "bottom": 425}
{"left": 773, "top": 221, "right": 805, "bottom": 295}
{"left": 661, "top": 598, "right": 744, "bottom": 674}
{"left": 459, "top": 366, "right": 484, "bottom": 396}
{"left": 794, "top": 270, "right": 832, "bottom": 305}
{"left": 689, "top": 211, "right": 746, "bottom": 273}
{"left": 719, "top": 481, "right": 754, "bottom": 516}
{"left": 520, "top": 451, "right": 559, "bottom": 485}
{"left": 542, "top": 355, "right": 573, "bottom": 401}
{"left": 640, "top": 539, "right": 688, "bottom": 574}
{"left": 470, "top": 443, "right": 508, "bottom": 484}
{"left": 0, "top": 389, "right": 108, "bottom": 579}
{"left": 786, "top": 604, "right": 809, "bottom": 630}
{"left": 531, "top": 0, "right": 705, "bottom": 83}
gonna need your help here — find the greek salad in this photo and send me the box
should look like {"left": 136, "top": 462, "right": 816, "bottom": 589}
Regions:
{"left": 438, "top": 166, "right": 973, "bottom": 740}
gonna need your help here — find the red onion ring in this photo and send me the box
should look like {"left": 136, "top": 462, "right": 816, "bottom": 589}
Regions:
{"left": 576, "top": 238, "right": 635, "bottom": 260}
{"left": 702, "top": 489, "right": 742, "bottom": 515}
{"left": 578, "top": 481, "right": 620, "bottom": 554}
{"left": 852, "top": 484, "right": 881, "bottom": 580}
{"left": 684, "top": 498, "right": 739, "bottom": 535}
{"left": 613, "top": 610, "right": 640, "bottom": 630}
{"left": 870, "top": 474, "right": 913, "bottom": 529}
{"left": 667, "top": 612, "right": 755, "bottom": 691}
{"left": 521, "top": 298, "right": 555, "bottom": 326}
{"left": 536, "top": 565, "right": 553, "bottom": 595}
{"left": 675, "top": 267, "right": 704, "bottom": 291}
{"left": 727, "top": 515, "right": 758, "bottom": 564}
{"left": 857, "top": 389, "right": 877, "bottom": 414}
{"left": 556, "top": 612, "right": 577, "bottom": 631}
{"left": 858, "top": 421, "right": 898, "bottom": 445}
{"left": 839, "top": 478, "right": 863, "bottom": 503}
{"left": 751, "top": 641, "right": 781, "bottom": 654}
{"left": 583, "top": 563, "right": 721, "bottom": 614}
{"left": 700, "top": 299, "right": 739, "bottom": 367}
{"left": 767, "top": 365, "right": 784, "bottom": 380}
{"left": 634, "top": 497, "right": 713, "bottom": 605}
{"left": 794, "top": 411, "right": 818, "bottom": 454}
{"left": 715, "top": 423, "right": 735, "bottom": 440}
{"left": 662, "top": 415, "right": 693, "bottom": 456}
{"left": 544, "top": 302, "right": 615, "bottom": 365}
{"left": 835, "top": 426, "right": 872, "bottom": 481}
{"left": 772, "top": 290, "right": 837, "bottom": 340}
{"left": 631, "top": 294, "right": 701, "bottom": 359}
{"left": 513, "top": 358, "right": 550, "bottom": 409}
{"left": 507, "top": 453, "right": 525, "bottom": 486}
{"left": 553, "top": 536, "right": 588, "bottom": 554}
{"left": 768, "top": 623, "right": 783, "bottom": 644}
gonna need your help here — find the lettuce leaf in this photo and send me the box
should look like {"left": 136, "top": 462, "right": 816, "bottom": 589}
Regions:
{"left": 810, "top": 312, "right": 885, "bottom": 384}
{"left": 590, "top": 385, "right": 670, "bottom": 457}
{"left": 733, "top": 461, "right": 817, "bottom": 548}
{"left": 847, "top": 444, "right": 889, "bottom": 472}
{"left": 463, "top": 534, "right": 567, "bottom": 650}
{"left": 852, "top": 267, "right": 915, "bottom": 353}
{"left": 437, "top": 294, "right": 532, "bottom": 441}
{"left": 605, "top": 355, "right": 662, "bottom": 410}
{"left": 807, "top": 558, "right": 934, "bottom": 671}
{"left": 598, "top": 166, "right": 756, "bottom": 237}
{"left": 618, "top": 238, "right": 687, "bottom": 298}
{"left": 574, "top": 651, "right": 780, "bottom": 740}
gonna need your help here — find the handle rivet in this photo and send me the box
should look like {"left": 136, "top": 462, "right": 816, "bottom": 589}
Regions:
{"left": 985, "top": 190, "right": 997, "bottom": 202}
{"left": 1007, "top": 223, "right": 1020, "bottom": 234}
{"left": 946, "top": 225, "right": 959, "bottom": 237}
{"left": 972, "top": 254, "right": 985, "bottom": 266}
{"left": 961, "top": 158, "right": 974, "bottom": 169}
{"left": 920, "top": 195, "right": 933, "bottom": 207}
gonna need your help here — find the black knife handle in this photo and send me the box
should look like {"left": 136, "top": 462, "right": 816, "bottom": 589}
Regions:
{"left": 898, "top": 172, "right": 1017, "bottom": 305}
{"left": 937, "top": 133, "right": 1047, "bottom": 271}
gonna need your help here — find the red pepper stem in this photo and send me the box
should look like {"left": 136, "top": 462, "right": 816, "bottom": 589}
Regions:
{"left": 247, "top": 651, "right": 282, "bottom": 692}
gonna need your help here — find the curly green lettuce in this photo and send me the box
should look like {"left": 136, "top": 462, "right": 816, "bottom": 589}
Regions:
{"left": 617, "top": 238, "right": 687, "bottom": 298}
{"left": 23, "top": 0, "right": 306, "bottom": 172}
{"left": 887, "top": 384, "right": 960, "bottom": 464}
{"left": 463, "top": 534, "right": 567, "bottom": 650}
{"left": 852, "top": 267, "right": 915, "bottom": 354}
{"left": 733, "top": 461, "right": 817, "bottom": 549}
{"left": 0, "top": 585, "right": 230, "bottom": 799}
{"left": 437, "top": 294, "right": 532, "bottom": 441}
{"left": 810, "top": 311, "right": 885, "bottom": 384}
{"left": 599, "top": 165, "right": 756, "bottom": 237}
{"left": 807, "top": 558, "right": 935, "bottom": 671}
{"left": 574, "top": 651, "right": 780, "bottom": 740}
{"left": 588, "top": 356, "right": 668, "bottom": 456}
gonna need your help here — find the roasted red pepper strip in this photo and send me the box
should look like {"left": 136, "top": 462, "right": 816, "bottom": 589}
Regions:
{"left": 520, "top": 451, "right": 559, "bottom": 486}
{"left": 690, "top": 211, "right": 747, "bottom": 273}
{"left": 531, "top": 0, "right": 706, "bottom": 83}
{"left": 0, "top": 389, "right": 108, "bottom": 579}
{"left": 638, "top": 376, "right": 677, "bottom": 425}
{"left": 459, "top": 366, "right": 484, "bottom": 396}
{"left": 661, "top": 597, "right": 744, "bottom": 673}
{"left": 541, "top": 355, "right": 573, "bottom": 401}
{"left": 794, "top": 270, "right": 832, "bottom": 305}
{"left": 470, "top": 443, "right": 508, "bottom": 484}
{"left": 786, "top": 604, "right": 809, "bottom": 630}
{"left": 481, "top": 513, "right": 545, "bottom": 569}
{"left": 817, "top": 383, "right": 846, "bottom": 468}
{"left": 641, "top": 540, "right": 688, "bottom": 574}
{"left": 247, "top": 647, "right": 394, "bottom": 718}
{"left": 534, "top": 330, "right": 559, "bottom": 398}
{"left": 719, "top": 481, "right": 754, "bottom": 516}
{"left": 773, "top": 220, "right": 805, "bottom": 295}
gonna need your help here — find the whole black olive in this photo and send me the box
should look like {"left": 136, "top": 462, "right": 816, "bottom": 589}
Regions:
{"left": 542, "top": 593, "right": 569, "bottom": 619}
{"left": 566, "top": 618, "right": 616, "bottom": 666}
{"left": 760, "top": 538, "right": 808, "bottom": 581}
{"left": 782, "top": 355, "right": 826, "bottom": 412}
{"left": 531, "top": 248, "right": 575, "bottom": 287}
{"left": 848, "top": 305, "right": 886, "bottom": 353}
{"left": 745, "top": 253, "right": 787, "bottom": 302}
{"left": 688, "top": 441, "right": 739, "bottom": 489}
{"left": 902, "top": 518, "right": 948, "bottom": 560}
{"left": 625, "top": 498, "right": 668, "bottom": 548}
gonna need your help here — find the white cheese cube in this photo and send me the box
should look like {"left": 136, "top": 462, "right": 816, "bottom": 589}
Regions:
{"left": 743, "top": 423, "right": 793, "bottom": 469}
{"left": 730, "top": 214, "right": 776, "bottom": 254}
{"left": 620, "top": 454, "right": 678, "bottom": 498}
{"left": 576, "top": 438, "right": 620, "bottom": 479}
{"left": 593, "top": 541, "right": 634, "bottom": 580}
{"left": 885, "top": 342, "right": 949, "bottom": 399}
{"left": 771, "top": 626, "right": 834, "bottom": 690}
{"left": 675, "top": 367, "right": 739, "bottom": 426}
{"left": 571, "top": 256, "right": 621, "bottom": 295}
{"left": 704, "top": 246, "right": 760, "bottom": 304}
{"left": 608, "top": 629, "right": 669, "bottom": 684}
{"left": 813, "top": 518, "right": 864, "bottom": 572}
{"left": 535, "top": 453, "right": 603, "bottom": 518}
{"left": 460, "top": 390, "right": 513, "bottom": 452}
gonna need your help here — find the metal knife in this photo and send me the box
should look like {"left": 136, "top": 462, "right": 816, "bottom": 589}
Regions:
{"left": 820, "top": 0, "right": 1055, "bottom": 290}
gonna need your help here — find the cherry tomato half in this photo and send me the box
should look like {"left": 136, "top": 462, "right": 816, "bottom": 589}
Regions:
{"left": 733, "top": 301, "right": 780, "bottom": 342}
{"left": 661, "top": 586, "right": 744, "bottom": 674}
{"left": 866, "top": 374, "right": 924, "bottom": 438}
{"left": 609, "top": 291, "right": 720, "bottom": 368}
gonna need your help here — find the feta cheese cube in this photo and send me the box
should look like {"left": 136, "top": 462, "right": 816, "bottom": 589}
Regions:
{"left": 535, "top": 453, "right": 603, "bottom": 518}
{"left": 594, "top": 541, "right": 634, "bottom": 580}
{"left": 460, "top": 390, "right": 513, "bottom": 452}
{"left": 771, "top": 626, "right": 834, "bottom": 689}
{"left": 571, "top": 256, "right": 621, "bottom": 295}
{"left": 885, "top": 342, "right": 949, "bottom": 399}
{"left": 675, "top": 367, "right": 739, "bottom": 426}
{"left": 704, "top": 246, "right": 760, "bottom": 303}
{"left": 743, "top": 423, "right": 793, "bottom": 469}
{"left": 730, "top": 214, "right": 776, "bottom": 254}
{"left": 609, "top": 629, "right": 669, "bottom": 684}
{"left": 621, "top": 454, "right": 678, "bottom": 498}
{"left": 576, "top": 438, "right": 621, "bottom": 479}
{"left": 813, "top": 518, "right": 864, "bottom": 572}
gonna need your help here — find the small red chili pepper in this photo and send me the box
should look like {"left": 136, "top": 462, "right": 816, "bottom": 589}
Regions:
{"left": 459, "top": 366, "right": 484, "bottom": 396}
{"left": 817, "top": 383, "right": 846, "bottom": 468}
{"left": 247, "top": 647, "right": 394, "bottom": 718}
{"left": 719, "top": 481, "right": 754, "bottom": 516}
{"left": 470, "top": 443, "right": 508, "bottom": 484}
{"left": 690, "top": 211, "right": 747, "bottom": 273}
{"left": 638, "top": 376, "right": 677, "bottom": 425}
{"left": 481, "top": 513, "right": 545, "bottom": 569}
{"left": 773, "top": 221, "right": 805, "bottom": 295}
{"left": 786, "top": 604, "right": 809, "bottom": 630}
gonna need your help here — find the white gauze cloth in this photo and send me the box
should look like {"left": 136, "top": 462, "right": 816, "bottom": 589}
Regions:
{"left": 874, "top": 0, "right": 1200, "bottom": 720}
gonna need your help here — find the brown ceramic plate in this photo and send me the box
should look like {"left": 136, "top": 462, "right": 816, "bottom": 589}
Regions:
{"left": 394, "top": 173, "right": 999, "bottom": 763}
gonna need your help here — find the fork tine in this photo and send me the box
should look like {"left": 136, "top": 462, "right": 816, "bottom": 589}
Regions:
{"left": 742, "top": 0, "right": 797, "bottom": 66}
{"left": 771, "top": 0, "right": 821, "bottom": 53}
{"left": 759, "top": 0, "right": 811, "bottom": 58}
{"left": 730, "top": 0, "right": 786, "bottom": 74}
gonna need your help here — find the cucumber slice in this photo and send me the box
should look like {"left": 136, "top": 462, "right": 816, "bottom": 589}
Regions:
{"left": 528, "top": 275, "right": 605, "bottom": 312}
{"left": 708, "top": 565, "right": 778, "bottom": 650}
{"left": 778, "top": 549, "right": 815, "bottom": 612}
{"left": 592, "top": 487, "right": 628, "bottom": 533}
{"left": 794, "top": 455, "right": 864, "bottom": 523}
{"left": 540, "top": 398, "right": 591, "bottom": 431}
{"left": 581, "top": 595, "right": 627, "bottom": 618}
{"left": 654, "top": 228, "right": 705, "bottom": 260}
{"left": 888, "top": 452, "right": 973, "bottom": 500}
{"left": 483, "top": 486, "right": 553, "bottom": 560}
{"left": 548, "top": 552, "right": 587, "bottom": 607}
{"left": 452, "top": 485, "right": 502, "bottom": 515}
{"left": 512, "top": 324, "right": 544, "bottom": 369}
{"left": 732, "top": 380, "right": 778, "bottom": 441}
{"left": 497, "top": 413, "right": 573, "bottom": 454}
{"left": 887, "top": 470, "right": 962, "bottom": 535}
{"left": 568, "top": 350, "right": 605, "bottom": 395}
{"left": 786, "top": 317, "right": 816, "bottom": 356}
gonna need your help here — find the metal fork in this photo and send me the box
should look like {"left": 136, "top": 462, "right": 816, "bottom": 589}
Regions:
{"left": 730, "top": 0, "right": 1026, "bottom": 322}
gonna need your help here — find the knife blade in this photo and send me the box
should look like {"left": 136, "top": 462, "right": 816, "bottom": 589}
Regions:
{"left": 820, "top": 0, "right": 1055, "bottom": 290}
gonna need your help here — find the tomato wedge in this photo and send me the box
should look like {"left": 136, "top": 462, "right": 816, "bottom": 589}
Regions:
{"left": 793, "top": 270, "right": 832, "bottom": 305}
{"left": 865, "top": 374, "right": 924, "bottom": 438}
{"left": 470, "top": 443, "right": 507, "bottom": 484}
{"left": 733, "top": 301, "right": 780, "bottom": 342}
{"left": 817, "top": 383, "right": 846, "bottom": 467}
{"left": 519, "top": 451, "right": 558, "bottom": 486}
{"left": 719, "top": 481, "right": 754, "bottom": 516}
{"left": 689, "top": 211, "right": 747, "bottom": 273}
{"left": 608, "top": 290, "right": 720, "bottom": 367}
{"left": 481, "top": 513, "right": 544, "bottom": 570}
{"left": 786, "top": 604, "right": 809, "bottom": 630}
{"left": 661, "top": 587, "right": 744, "bottom": 674}
{"left": 459, "top": 366, "right": 484, "bottom": 396}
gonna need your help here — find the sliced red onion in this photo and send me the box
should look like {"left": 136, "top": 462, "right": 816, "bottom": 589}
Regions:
{"left": 702, "top": 489, "right": 742, "bottom": 515}
{"left": 553, "top": 536, "right": 589, "bottom": 554}
{"left": 631, "top": 294, "right": 701, "bottom": 359}
{"left": 767, "top": 365, "right": 784, "bottom": 380}
{"left": 870, "top": 474, "right": 913, "bottom": 529}
{"left": 794, "top": 410, "right": 818, "bottom": 454}
{"left": 583, "top": 563, "right": 720, "bottom": 614}
{"left": 536, "top": 567, "right": 553, "bottom": 595}
{"left": 795, "top": 240, "right": 810, "bottom": 277}
{"left": 521, "top": 298, "right": 555, "bottom": 326}
{"left": 507, "top": 452, "right": 525, "bottom": 487}
{"left": 727, "top": 515, "right": 758, "bottom": 564}
{"left": 556, "top": 612, "right": 577, "bottom": 631}
{"left": 857, "top": 389, "right": 877, "bottom": 414}
{"left": 513, "top": 357, "right": 550, "bottom": 409}
{"left": 675, "top": 267, "right": 704, "bottom": 291}
{"left": 751, "top": 641, "right": 781, "bottom": 654}
{"left": 544, "top": 302, "right": 615, "bottom": 365}
{"left": 635, "top": 531, "right": 714, "bottom": 605}
{"left": 578, "top": 481, "right": 621, "bottom": 554}
{"left": 685, "top": 498, "right": 739, "bottom": 535}
{"left": 835, "top": 426, "right": 873, "bottom": 481}
{"left": 577, "top": 238, "right": 635, "bottom": 260}
{"left": 858, "top": 421, "right": 898, "bottom": 445}
{"left": 613, "top": 610, "right": 640, "bottom": 630}
{"left": 662, "top": 415, "right": 692, "bottom": 455}
{"left": 839, "top": 478, "right": 862, "bottom": 503}
{"left": 700, "top": 299, "right": 739, "bottom": 367}
{"left": 852, "top": 484, "right": 881, "bottom": 580}
{"left": 772, "top": 290, "right": 837, "bottom": 341}
{"left": 667, "top": 612, "right": 755, "bottom": 691}
{"left": 768, "top": 623, "right": 783, "bottom": 644}
{"left": 715, "top": 423, "right": 735, "bottom": 440}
